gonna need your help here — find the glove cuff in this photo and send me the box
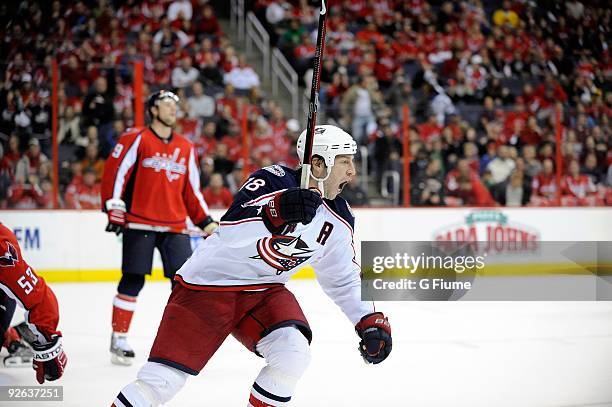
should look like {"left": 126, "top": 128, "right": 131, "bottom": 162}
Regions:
{"left": 261, "top": 193, "right": 286, "bottom": 234}
{"left": 355, "top": 312, "right": 391, "bottom": 336}
{"left": 105, "top": 198, "right": 126, "bottom": 213}
{"left": 32, "top": 336, "right": 63, "bottom": 362}
{"left": 264, "top": 193, "right": 285, "bottom": 227}
{"left": 197, "top": 215, "right": 215, "bottom": 230}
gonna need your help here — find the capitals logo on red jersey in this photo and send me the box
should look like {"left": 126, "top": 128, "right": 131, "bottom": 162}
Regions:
{"left": 0, "top": 241, "right": 19, "bottom": 267}
{"left": 251, "top": 235, "right": 313, "bottom": 274}
{"left": 142, "top": 148, "right": 187, "bottom": 182}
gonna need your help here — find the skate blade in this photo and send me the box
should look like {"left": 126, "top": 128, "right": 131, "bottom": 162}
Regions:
{"left": 111, "top": 353, "right": 134, "bottom": 366}
{"left": 4, "top": 356, "right": 33, "bottom": 368}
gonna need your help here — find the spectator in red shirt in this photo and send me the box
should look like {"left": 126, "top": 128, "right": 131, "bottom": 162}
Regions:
{"left": 418, "top": 114, "right": 443, "bottom": 143}
{"left": 355, "top": 21, "right": 385, "bottom": 48}
{"left": 519, "top": 116, "right": 542, "bottom": 146}
{"left": 445, "top": 158, "right": 479, "bottom": 195}
{"left": 68, "top": 161, "right": 84, "bottom": 188}
{"left": 202, "top": 172, "right": 233, "bottom": 209}
{"left": 146, "top": 60, "right": 171, "bottom": 86}
{"left": 193, "top": 120, "right": 217, "bottom": 160}
{"left": 463, "top": 142, "right": 480, "bottom": 173}
{"left": 60, "top": 55, "right": 85, "bottom": 96}
{"left": 534, "top": 73, "right": 568, "bottom": 105}
{"left": 267, "top": 106, "right": 291, "bottom": 164}
{"left": 195, "top": 4, "right": 222, "bottom": 38}
{"left": 251, "top": 117, "right": 276, "bottom": 165}
{"left": 2, "top": 134, "right": 21, "bottom": 177}
{"left": 454, "top": 174, "right": 496, "bottom": 206}
{"left": 15, "top": 138, "right": 49, "bottom": 184}
{"left": 561, "top": 160, "right": 598, "bottom": 206}
{"left": 7, "top": 173, "right": 48, "bottom": 209}
{"left": 217, "top": 84, "right": 239, "bottom": 120}
{"left": 64, "top": 167, "right": 102, "bottom": 209}
{"left": 294, "top": 32, "right": 316, "bottom": 61}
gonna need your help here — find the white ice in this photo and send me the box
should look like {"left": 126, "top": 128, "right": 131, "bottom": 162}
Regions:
{"left": 1, "top": 280, "right": 612, "bottom": 407}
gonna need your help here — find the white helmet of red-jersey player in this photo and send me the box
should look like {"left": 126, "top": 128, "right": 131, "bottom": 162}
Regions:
{"left": 296, "top": 125, "right": 357, "bottom": 170}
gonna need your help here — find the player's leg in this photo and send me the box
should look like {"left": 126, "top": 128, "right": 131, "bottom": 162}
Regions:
{"left": 113, "top": 362, "right": 188, "bottom": 407}
{"left": 249, "top": 327, "right": 311, "bottom": 407}
{"left": 0, "top": 292, "right": 16, "bottom": 352}
{"left": 113, "top": 284, "right": 239, "bottom": 406}
{"left": 111, "top": 229, "right": 156, "bottom": 365}
{"left": 0, "top": 293, "right": 33, "bottom": 367}
{"left": 233, "top": 287, "right": 312, "bottom": 406}
{"left": 156, "top": 232, "right": 192, "bottom": 289}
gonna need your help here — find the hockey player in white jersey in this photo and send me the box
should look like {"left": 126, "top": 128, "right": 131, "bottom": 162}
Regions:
{"left": 112, "top": 125, "right": 392, "bottom": 407}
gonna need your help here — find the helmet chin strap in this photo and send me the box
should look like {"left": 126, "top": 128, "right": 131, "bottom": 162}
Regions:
{"left": 156, "top": 115, "right": 174, "bottom": 128}
{"left": 310, "top": 166, "right": 332, "bottom": 199}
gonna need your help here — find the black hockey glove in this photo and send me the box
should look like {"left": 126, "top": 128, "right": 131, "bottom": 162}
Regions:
{"left": 197, "top": 215, "right": 219, "bottom": 235}
{"left": 32, "top": 335, "right": 67, "bottom": 384}
{"left": 262, "top": 188, "right": 323, "bottom": 234}
{"left": 355, "top": 312, "right": 392, "bottom": 364}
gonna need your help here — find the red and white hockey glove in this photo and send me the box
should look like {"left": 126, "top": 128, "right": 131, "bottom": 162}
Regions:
{"left": 262, "top": 188, "right": 323, "bottom": 234}
{"left": 105, "top": 199, "right": 126, "bottom": 235}
{"left": 32, "top": 335, "right": 67, "bottom": 384}
{"left": 355, "top": 312, "right": 392, "bottom": 364}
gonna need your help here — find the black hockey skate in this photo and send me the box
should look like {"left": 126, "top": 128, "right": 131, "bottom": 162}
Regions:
{"left": 3, "top": 330, "right": 34, "bottom": 368}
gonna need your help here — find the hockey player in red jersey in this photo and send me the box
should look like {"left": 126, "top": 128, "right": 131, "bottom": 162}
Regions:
{"left": 101, "top": 90, "right": 218, "bottom": 366}
{"left": 0, "top": 223, "right": 67, "bottom": 383}
{"left": 112, "top": 125, "right": 391, "bottom": 407}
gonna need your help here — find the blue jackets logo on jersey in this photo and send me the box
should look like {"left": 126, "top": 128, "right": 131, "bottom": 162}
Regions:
{"left": 251, "top": 235, "right": 313, "bottom": 274}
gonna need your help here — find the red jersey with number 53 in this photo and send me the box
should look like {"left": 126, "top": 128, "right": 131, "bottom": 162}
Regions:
{"left": 101, "top": 127, "right": 210, "bottom": 230}
{"left": 0, "top": 223, "right": 60, "bottom": 342}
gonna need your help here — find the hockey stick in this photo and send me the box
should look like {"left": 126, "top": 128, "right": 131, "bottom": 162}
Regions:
{"left": 300, "top": 0, "right": 328, "bottom": 190}
{"left": 126, "top": 222, "right": 205, "bottom": 237}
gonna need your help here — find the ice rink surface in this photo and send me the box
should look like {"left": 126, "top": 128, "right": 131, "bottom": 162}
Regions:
{"left": 1, "top": 279, "right": 612, "bottom": 407}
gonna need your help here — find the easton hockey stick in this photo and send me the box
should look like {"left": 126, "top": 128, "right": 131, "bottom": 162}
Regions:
{"left": 300, "top": 0, "right": 328, "bottom": 190}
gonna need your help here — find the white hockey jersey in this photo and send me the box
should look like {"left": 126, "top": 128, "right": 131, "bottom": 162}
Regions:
{"left": 176, "top": 165, "right": 374, "bottom": 324}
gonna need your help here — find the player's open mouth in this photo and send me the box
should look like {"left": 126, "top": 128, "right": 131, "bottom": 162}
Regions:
{"left": 338, "top": 181, "right": 348, "bottom": 191}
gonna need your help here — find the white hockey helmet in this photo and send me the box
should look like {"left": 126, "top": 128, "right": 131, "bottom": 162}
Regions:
{"left": 296, "top": 125, "right": 357, "bottom": 169}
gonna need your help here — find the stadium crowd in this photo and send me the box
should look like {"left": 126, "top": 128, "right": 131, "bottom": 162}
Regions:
{"left": 257, "top": 0, "right": 611, "bottom": 206}
{"left": 0, "top": 0, "right": 609, "bottom": 209}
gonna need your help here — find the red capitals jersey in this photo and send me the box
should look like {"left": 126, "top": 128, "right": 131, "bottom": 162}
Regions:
{"left": 562, "top": 175, "right": 596, "bottom": 199}
{"left": 65, "top": 182, "right": 102, "bottom": 209}
{"left": 532, "top": 174, "right": 557, "bottom": 198}
{"left": 0, "top": 224, "right": 60, "bottom": 342}
{"left": 101, "top": 127, "right": 210, "bottom": 231}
